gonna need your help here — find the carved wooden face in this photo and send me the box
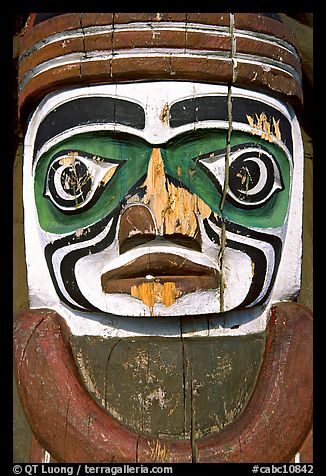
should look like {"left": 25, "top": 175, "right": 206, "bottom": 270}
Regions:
{"left": 23, "top": 81, "right": 303, "bottom": 324}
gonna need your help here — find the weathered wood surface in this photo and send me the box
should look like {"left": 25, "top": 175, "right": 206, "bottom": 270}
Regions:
{"left": 18, "top": 13, "right": 303, "bottom": 124}
{"left": 13, "top": 302, "right": 312, "bottom": 463}
{"left": 13, "top": 12, "right": 313, "bottom": 463}
{"left": 69, "top": 333, "right": 264, "bottom": 439}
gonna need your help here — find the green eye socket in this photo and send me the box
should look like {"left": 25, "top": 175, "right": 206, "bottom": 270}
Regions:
{"left": 34, "top": 129, "right": 291, "bottom": 234}
{"left": 34, "top": 132, "right": 152, "bottom": 233}
{"left": 163, "top": 130, "right": 291, "bottom": 229}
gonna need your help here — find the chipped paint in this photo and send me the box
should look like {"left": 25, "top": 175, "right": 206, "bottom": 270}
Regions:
{"left": 164, "top": 180, "right": 211, "bottom": 236}
{"left": 143, "top": 148, "right": 211, "bottom": 236}
{"left": 251, "top": 261, "right": 255, "bottom": 276}
{"left": 75, "top": 228, "right": 84, "bottom": 238}
{"left": 146, "top": 387, "right": 166, "bottom": 409}
{"left": 59, "top": 155, "right": 76, "bottom": 166}
{"left": 246, "top": 112, "right": 282, "bottom": 142}
{"left": 148, "top": 440, "right": 170, "bottom": 462}
{"left": 100, "top": 165, "right": 118, "bottom": 185}
{"left": 159, "top": 103, "right": 169, "bottom": 125}
{"left": 143, "top": 148, "right": 169, "bottom": 232}
{"left": 131, "top": 281, "right": 181, "bottom": 314}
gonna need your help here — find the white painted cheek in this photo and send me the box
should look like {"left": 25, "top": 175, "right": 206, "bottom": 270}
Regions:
{"left": 74, "top": 245, "right": 119, "bottom": 311}
{"left": 222, "top": 249, "right": 253, "bottom": 312}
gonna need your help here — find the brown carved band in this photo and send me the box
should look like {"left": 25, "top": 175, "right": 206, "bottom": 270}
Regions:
{"left": 18, "top": 13, "right": 303, "bottom": 122}
{"left": 13, "top": 302, "right": 312, "bottom": 463}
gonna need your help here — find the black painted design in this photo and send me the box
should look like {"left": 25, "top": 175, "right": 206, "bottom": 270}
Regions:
{"left": 170, "top": 96, "right": 292, "bottom": 156}
{"left": 227, "top": 149, "right": 283, "bottom": 207}
{"left": 45, "top": 209, "right": 120, "bottom": 311}
{"left": 34, "top": 97, "right": 145, "bottom": 157}
{"left": 204, "top": 214, "right": 282, "bottom": 308}
{"left": 47, "top": 159, "right": 92, "bottom": 208}
{"left": 170, "top": 96, "right": 228, "bottom": 128}
{"left": 60, "top": 211, "right": 120, "bottom": 310}
{"left": 44, "top": 175, "right": 148, "bottom": 311}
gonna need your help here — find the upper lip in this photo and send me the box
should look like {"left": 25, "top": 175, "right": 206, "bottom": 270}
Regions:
{"left": 101, "top": 252, "right": 220, "bottom": 295}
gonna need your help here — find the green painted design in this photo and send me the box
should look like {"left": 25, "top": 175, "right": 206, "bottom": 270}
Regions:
{"left": 34, "top": 130, "right": 291, "bottom": 234}
{"left": 222, "top": 132, "right": 291, "bottom": 228}
{"left": 69, "top": 332, "right": 266, "bottom": 438}
{"left": 34, "top": 132, "right": 152, "bottom": 233}
{"left": 163, "top": 130, "right": 291, "bottom": 229}
{"left": 162, "top": 130, "right": 226, "bottom": 215}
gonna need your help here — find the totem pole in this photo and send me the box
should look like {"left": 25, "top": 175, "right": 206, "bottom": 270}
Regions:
{"left": 14, "top": 13, "right": 312, "bottom": 463}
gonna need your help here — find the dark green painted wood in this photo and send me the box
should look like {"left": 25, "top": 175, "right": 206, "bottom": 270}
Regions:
{"left": 70, "top": 333, "right": 265, "bottom": 439}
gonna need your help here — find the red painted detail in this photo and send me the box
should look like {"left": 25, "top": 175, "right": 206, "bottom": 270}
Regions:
{"left": 13, "top": 302, "right": 312, "bottom": 463}
{"left": 29, "top": 434, "right": 48, "bottom": 463}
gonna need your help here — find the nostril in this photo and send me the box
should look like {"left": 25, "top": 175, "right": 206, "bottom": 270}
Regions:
{"left": 163, "top": 233, "right": 202, "bottom": 252}
{"left": 118, "top": 205, "right": 156, "bottom": 254}
{"left": 119, "top": 235, "right": 156, "bottom": 254}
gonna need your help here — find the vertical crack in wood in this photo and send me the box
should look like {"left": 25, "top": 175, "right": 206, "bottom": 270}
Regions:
{"left": 238, "top": 435, "right": 243, "bottom": 463}
{"left": 218, "top": 13, "right": 236, "bottom": 313}
{"left": 180, "top": 332, "right": 198, "bottom": 462}
{"left": 79, "top": 14, "right": 85, "bottom": 81}
{"left": 230, "top": 13, "right": 237, "bottom": 83}
{"left": 135, "top": 435, "right": 140, "bottom": 463}
{"left": 104, "top": 338, "right": 122, "bottom": 412}
{"left": 218, "top": 220, "right": 227, "bottom": 313}
{"left": 180, "top": 319, "right": 188, "bottom": 439}
{"left": 86, "top": 411, "right": 92, "bottom": 439}
{"left": 110, "top": 13, "right": 115, "bottom": 79}
{"left": 64, "top": 387, "right": 72, "bottom": 451}
{"left": 190, "top": 360, "right": 198, "bottom": 463}
{"left": 185, "top": 13, "right": 188, "bottom": 54}
{"left": 143, "top": 340, "right": 151, "bottom": 435}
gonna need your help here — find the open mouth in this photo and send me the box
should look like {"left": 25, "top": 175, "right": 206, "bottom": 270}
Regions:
{"left": 101, "top": 252, "right": 220, "bottom": 305}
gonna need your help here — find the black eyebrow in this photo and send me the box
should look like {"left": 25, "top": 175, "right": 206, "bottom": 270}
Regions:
{"left": 169, "top": 96, "right": 292, "bottom": 156}
{"left": 169, "top": 96, "right": 228, "bottom": 127}
{"left": 34, "top": 96, "right": 145, "bottom": 156}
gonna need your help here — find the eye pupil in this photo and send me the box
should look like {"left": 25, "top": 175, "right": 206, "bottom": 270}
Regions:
{"left": 227, "top": 148, "right": 281, "bottom": 207}
{"left": 232, "top": 161, "right": 261, "bottom": 198}
{"left": 60, "top": 161, "right": 92, "bottom": 200}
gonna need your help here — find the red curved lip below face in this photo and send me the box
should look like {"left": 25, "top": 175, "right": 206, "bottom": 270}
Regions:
{"left": 101, "top": 252, "right": 220, "bottom": 295}
{"left": 13, "top": 303, "right": 313, "bottom": 463}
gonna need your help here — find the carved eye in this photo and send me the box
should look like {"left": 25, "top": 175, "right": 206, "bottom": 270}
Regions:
{"left": 197, "top": 145, "right": 284, "bottom": 208}
{"left": 44, "top": 150, "right": 120, "bottom": 211}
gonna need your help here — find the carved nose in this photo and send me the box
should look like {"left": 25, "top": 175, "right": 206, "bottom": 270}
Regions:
{"left": 118, "top": 148, "right": 210, "bottom": 254}
{"left": 143, "top": 148, "right": 205, "bottom": 239}
{"left": 118, "top": 205, "right": 156, "bottom": 254}
{"left": 118, "top": 204, "right": 202, "bottom": 253}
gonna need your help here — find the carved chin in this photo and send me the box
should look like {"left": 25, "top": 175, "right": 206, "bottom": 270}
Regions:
{"left": 13, "top": 302, "right": 312, "bottom": 463}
